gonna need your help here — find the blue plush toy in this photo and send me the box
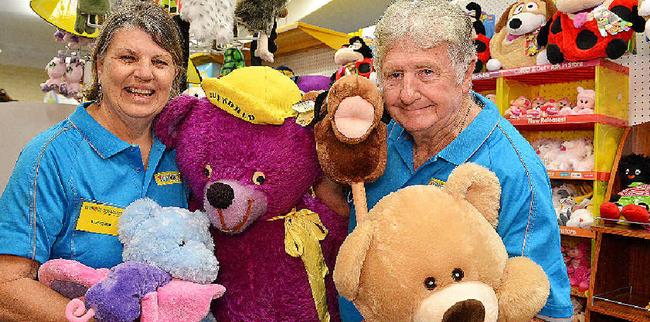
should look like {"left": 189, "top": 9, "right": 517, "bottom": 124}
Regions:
{"left": 39, "top": 198, "right": 224, "bottom": 322}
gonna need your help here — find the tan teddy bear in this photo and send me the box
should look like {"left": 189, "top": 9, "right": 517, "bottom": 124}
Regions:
{"left": 334, "top": 163, "right": 550, "bottom": 321}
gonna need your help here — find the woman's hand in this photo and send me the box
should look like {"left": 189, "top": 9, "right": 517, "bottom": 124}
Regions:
{"left": 314, "top": 177, "right": 350, "bottom": 217}
{"left": 0, "top": 255, "right": 71, "bottom": 322}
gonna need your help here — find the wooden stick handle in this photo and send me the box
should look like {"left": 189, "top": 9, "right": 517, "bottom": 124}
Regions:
{"left": 350, "top": 182, "right": 368, "bottom": 222}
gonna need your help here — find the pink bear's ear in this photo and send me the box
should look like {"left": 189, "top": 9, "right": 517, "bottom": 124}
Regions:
{"left": 154, "top": 95, "right": 200, "bottom": 148}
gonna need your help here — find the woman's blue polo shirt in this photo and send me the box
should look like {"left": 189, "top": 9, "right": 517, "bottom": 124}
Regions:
{"left": 339, "top": 93, "right": 573, "bottom": 319}
{"left": 0, "top": 102, "right": 188, "bottom": 268}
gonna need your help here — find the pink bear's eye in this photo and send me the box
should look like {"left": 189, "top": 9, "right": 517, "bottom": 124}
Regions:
{"left": 203, "top": 164, "right": 212, "bottom": 178}
{"left": 252, "top": 171, "right": 266, "bottom": 185}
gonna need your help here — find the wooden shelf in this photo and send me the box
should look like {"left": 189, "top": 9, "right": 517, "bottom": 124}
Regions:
{"left": 472, "top": 59, "right": 628, "bottom": 84}
{"left": 592, "top": 224, "right": 650, "bottom": 240}
{"left": 548, "top": 171, "right": 610, "bottom": 181}
{"left": 508, "top": 114, "right": 627, "bottom": 131}
{"left": 560, "top": 226, "right": 596, "bottom": 239}
{"left": 590, "top": 300, "right": 650, "bottom": 321}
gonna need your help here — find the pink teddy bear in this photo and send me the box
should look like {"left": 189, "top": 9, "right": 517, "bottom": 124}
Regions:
{"left": 573, "top": 87, "right": 595, "bottom": 115}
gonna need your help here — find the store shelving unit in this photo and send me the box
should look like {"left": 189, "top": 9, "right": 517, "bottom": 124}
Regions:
{"left": 472, "top": 59, "right": 629, "bottom": 217}
{"left": 586, "top": 224, "right": 650, "bottom": 321}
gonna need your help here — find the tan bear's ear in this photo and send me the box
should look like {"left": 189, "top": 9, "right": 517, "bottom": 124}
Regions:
{"left": 333, "top": 221, "right": 375, "bottom": 301}
{"left": 444, "top": 163, "right": 501, "bottom": 228}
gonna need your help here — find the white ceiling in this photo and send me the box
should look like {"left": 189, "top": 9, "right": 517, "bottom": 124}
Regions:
{"left": 0, "top": 0, "right": 393, "bottom": 69}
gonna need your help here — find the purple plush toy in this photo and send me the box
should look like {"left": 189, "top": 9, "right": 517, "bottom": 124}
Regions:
{"left": 154, "top": 67, "right": 347, "bottom": 322}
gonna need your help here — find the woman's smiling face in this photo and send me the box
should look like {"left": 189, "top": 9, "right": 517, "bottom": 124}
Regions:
{"left": 96, "top": 27, "right": 177, "bottom": 122}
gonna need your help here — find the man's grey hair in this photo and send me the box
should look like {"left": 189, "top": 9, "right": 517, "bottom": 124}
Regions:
{"left": 374, "top": 0, "right": 476, "bottom": 84}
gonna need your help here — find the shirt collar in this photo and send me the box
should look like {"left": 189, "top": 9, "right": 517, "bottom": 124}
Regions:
{"left": 438, "top": 92, "right": 499, "bottom": 165}
{"left": 68, "top": 102, "right": 165, "bottom": 159}
{"left": 389, "top": 92, "right": 499, "bottom": 168}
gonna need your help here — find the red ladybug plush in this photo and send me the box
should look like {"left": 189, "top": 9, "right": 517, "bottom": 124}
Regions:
{"left": 538, "top": 0, "right": 646, "bottom": 64}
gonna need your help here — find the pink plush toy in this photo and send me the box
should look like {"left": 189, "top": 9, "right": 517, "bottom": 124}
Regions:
{"left": 531, "top": 96, "right": 546, "bottom": 110}
{"left": 542, "top": 99, "right": 559, "bottom": 116}
{"left": 41, "top": 52, "right": 67, "bottom": 93}
{"left": 573, "top": 87, "right": 595, "bottom": 115}
{"left": 61, "top": 56, "right": 85, "bottom": 98}
{"left": 557, "top": 97, "right": 574, "bottom": 115}
{"left": 567, "top": 243, "right": 591, "bottom": 292}
{"left": 504, "top": 95, "right": 530, "bottom": 118}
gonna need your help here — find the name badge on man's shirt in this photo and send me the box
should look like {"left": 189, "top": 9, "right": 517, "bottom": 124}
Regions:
{"left": 75, "top": 201, "right": 123, "bottom": 236}
{"left": 428, "top": 178, "right": 446, "bottom": 187}
{"left": 154, "top": 171, "right": 182, "bottom": 186}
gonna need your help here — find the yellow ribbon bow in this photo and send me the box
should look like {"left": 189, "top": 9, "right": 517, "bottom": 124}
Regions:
{"left": 268, "top": 208, "right": 330, "bottom": 322}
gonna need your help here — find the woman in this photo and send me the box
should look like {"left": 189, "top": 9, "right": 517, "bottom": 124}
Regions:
{"left": 0, "top": 2, "right": 186, "bottom": 320}
{"left": 328, "top": 0, "right": 573, "bottom": 321}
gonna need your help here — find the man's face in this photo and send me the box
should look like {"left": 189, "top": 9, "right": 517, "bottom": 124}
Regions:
{"left": 381, "top": 39, "right": 473, "bottom": 136}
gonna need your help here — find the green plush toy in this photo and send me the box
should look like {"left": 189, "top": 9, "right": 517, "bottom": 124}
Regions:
{"left": 75, "top": 0, "right": 111, "bottom": 35}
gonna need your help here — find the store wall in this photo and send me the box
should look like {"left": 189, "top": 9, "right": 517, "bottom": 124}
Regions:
{"left": 0, "top": 64, "right": 46, "bottom": 102}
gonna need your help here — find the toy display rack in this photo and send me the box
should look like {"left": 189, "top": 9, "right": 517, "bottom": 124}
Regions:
{"left": 472, "top": 59, "right": 629, "bottom": 217}
{"left": 587, "top": 224, "right": 650, "bottom": 321}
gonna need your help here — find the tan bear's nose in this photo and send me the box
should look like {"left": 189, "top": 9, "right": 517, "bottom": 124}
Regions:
{"left": 441, "top": 299, "right": 485, "bottom": 322}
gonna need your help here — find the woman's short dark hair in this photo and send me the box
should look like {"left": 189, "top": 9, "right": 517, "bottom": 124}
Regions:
{"left": 85, "top": 1, "right": 185, "bottom": 101}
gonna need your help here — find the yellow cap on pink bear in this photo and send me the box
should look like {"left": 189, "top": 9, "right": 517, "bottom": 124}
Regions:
{"left": 201, "top": 66, "right": 302, "bottom": 125}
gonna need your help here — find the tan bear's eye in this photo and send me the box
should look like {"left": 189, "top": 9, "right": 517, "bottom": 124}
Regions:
{"left": 424, "top": 277, "right": 437, "bottom": 290}
{"left": 452, "top": 268, "right": 464, "bottom": 282}
{"left": 252, "top": 171, "right": 266, "bottom": 185}
{"left": 203, "top": 164, "right": 212, "bottom": 178}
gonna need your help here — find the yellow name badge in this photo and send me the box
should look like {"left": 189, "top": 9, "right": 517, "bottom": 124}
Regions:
{"left": 75, "top": 201, "right": 123, "bottom": 236}
{"left": 428, "top": 178, "right": 446, "bottom": 187}
{"left": 155, "top": 171, "right": 182, "bottom": 186}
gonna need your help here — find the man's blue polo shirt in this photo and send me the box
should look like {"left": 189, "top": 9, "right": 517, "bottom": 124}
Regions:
{"left": 0, "top": 102, "right": 188, "bottom": 269}
{"left": 339, "top": 93, "right": 573, "bottom": 319}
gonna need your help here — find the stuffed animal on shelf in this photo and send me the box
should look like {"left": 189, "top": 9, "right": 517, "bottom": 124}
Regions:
{"left": 181, "top": 0, "right": 235, "bottom": 45}
{"left": 542, "top": 98, "right": 560, "bottom": 116}
{"left": 235, "top": 0, "right": 288, "bottom": 63}
{"left": 504, "top": 95, "right": 531, "bottom": 118}
{"left": 154, "top": 66, "right": 347, "bottom": 321}
{"left": 566, "top": 242, "right": 591, "bottom": 292}
{"left": 39, "top": 199, "right": 224, "bottom": 322}
{"left": 333, "top": 163, "right": 550, "bottom": 321}
{"left": 640, "top": 0, "right": 650, "bottom": 39}
{"left": 332, "top": 36, "right": 375, "bottom": 81}
{"left": 566, "top": 208, "right": 595, "bottom": 228}
{"left": 466, "top": 2, "right": 492, "bottom": 73}
{"left": 60, "top": 56, "right": 85, "bottom": 99}
{"left": 487, "top": 0, "right": 557, "bottom": 71}
{"left": 573, "top": 87, "right": 595, "bottom": 115}
{"left": 600, "top": 154, "right": 650, "bottom": 223}
{"left": 538, "top": 0, "right": 646, "bottom": 64}
{"left": 557, "top": 97, "right": 574, "bottom": 115}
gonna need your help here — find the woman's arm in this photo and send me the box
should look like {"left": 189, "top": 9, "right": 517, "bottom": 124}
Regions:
{"left": 0, "top": 255, "right": 70, "bottom": 322}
